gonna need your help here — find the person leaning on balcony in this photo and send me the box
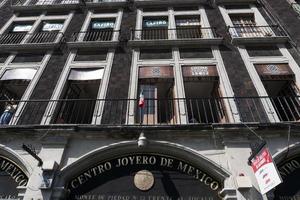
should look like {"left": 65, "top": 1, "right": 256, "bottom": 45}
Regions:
{"left": 0, "top": 99, "right": 17, "bottom": 125}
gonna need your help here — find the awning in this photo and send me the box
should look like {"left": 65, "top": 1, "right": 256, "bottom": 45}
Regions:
{"left": 1, "top": 68, "right": 36, "bottom": 80}
{"left": 68, "top": 68, "right": 104, "bottom": 81}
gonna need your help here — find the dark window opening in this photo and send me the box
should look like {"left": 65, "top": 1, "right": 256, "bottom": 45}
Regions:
{"left": 82, "top": 19, "right": 116, "bottom": 41}
{"left": 27, "top": 20, "right": 63, "bottom": 43}
{"left": 75, "top": 50, "right": 108, "bottom": 61}
{"left": 246, "top": 45, "right": 282, "bottom": 57}
{"left": 142, "top": 17, "right": 168, "bottom": 40}
{"left": 173, "top": 6, "right": 199, "bottom": 11}
{"left": 139, "top": 48, "right": 172, "bottom": 60}
{"left": 175, "top": 15, "right": 201, "bottom": 39}
{"left": 137, "top": 79, "right": 175, "bottom": 125}
{"left": 179, "top": 48, "right": 213, "bottom": 59}
{"left": 0, "top": 53, "right": 9, "bottom": 63}
{"left": 53, "top": 68, "right": 103, "bottom": 124}
{"left": 12, "top": 52, "right": 45, "bottom": 63}
{"left": 263, "top": 80, "right": 300, "bottom": 121}
{"left": 184, "top": 78, "right": 226, "bottom": 124}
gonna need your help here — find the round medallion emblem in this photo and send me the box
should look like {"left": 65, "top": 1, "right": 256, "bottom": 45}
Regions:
{"left": 134, "top": 170, "right": 154, "bottom": 191}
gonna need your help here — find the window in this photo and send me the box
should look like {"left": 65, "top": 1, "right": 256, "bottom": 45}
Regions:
{"left": 179, "top": 48, "right": 213, "bottom": 59}
{"left": 182, "top": 65, "right": 227, "bottom": 123}
{"left": 255, "top": 63, "right": 300, "bottom": 121}
{"left": 137, "top": 66, "right": 175, "bottom": 124}
{"left": 175, "top": 16, "right": 202, "bottom": 39}
{"left": 10, "top": 22, "right": 33, "bottom": 33}
{"left": 12, "top": 52, "right": 45, "bottom": 63}
{"left": 53, "top": 68, "right": 103, "bottom": 124}
{"left": 246, "top": 45, "right": 282, "bottom": 57}
{"left": 139, "top": 49, "right": 172, "bottom": 60}
{"left": 83, "top": 19, "right": 116, "bottom": 41}
{"left": 74, "top": 50, "right": 108, "bottom": 61}
{"left": 0, "top": 68, "right": 37, "bottom": 124}
{"left": 142, "top": 17, "right": 168, "bottom": 40}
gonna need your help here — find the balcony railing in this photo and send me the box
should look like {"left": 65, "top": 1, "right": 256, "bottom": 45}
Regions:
{"left": 129, "top": 27, "right": 222, "bottom": 47}
{"left": 0, "top": 32, "right": 64, "bottom": 50}
{"left": 227, "top": 25, "right": 288, "bottom": 44}
{"left": 1, "top": 96, "right": 300, "bottom": 127}
{"left": 70, "top": 30, "right": 118, "bottom": 42}
{"left": 11, "top": 0, "right": 80, "bottom": 10}
{"left": 131, "top": 27, "right": 219, "bottom": 41}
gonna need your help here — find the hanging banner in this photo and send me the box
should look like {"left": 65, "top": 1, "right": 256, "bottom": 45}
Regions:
{"left": 250, "top": 147, "right": 282, "bottom": 194}
{"left": 92, "top": 21, "right": 115, "bottom": 29}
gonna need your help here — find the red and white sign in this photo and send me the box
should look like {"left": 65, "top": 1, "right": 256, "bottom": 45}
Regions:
{"left": 251, "top": 147, "right": 282, "bottom": 194}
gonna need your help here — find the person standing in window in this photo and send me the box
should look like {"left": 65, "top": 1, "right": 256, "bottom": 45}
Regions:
{"left": 0, "top": 99, "right": 17, "bottom": 125}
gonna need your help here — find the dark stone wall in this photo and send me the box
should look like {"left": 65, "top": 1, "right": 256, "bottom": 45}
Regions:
{"left": 0, "top": 0, "right": 13, "bottom": 28}
{"left": 101, "top": 9, "right": 136, "bottom": 124}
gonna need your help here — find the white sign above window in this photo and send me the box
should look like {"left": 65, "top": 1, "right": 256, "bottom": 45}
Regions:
{"left": 143, "top": 20, "right": 168, "bottom": 28}
{"left": 12, "top": 25, "right": 32, "bottom": 32}
{"left": 92, "top": 21, "right": 115, "bottom": 29}
{"left": 42, "top": 23, "right": 63, "bottom": 31}
{"left": 36, "top": 0, "right": 54, "bottom": 5}
{"left": 176, "top": 18, "right": 200, "bottom": 26}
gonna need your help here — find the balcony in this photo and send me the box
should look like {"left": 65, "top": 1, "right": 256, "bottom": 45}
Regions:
{"left": 84, "top": 0, "right": 127, "bottom": 9}
{"left": 11, "top": 0, "right": 80, "bottom": 11}
{"left": 227, "top": 25, "right": 289, "bottom": 44}
{"left": 0, "top": 32, "right": 64, "bottom": 51}
{"left": 129, "top": 27, "right": 223, "bottom": 47}
{"left": 67, "top": 30, "right": 119, "bottom": 49}
{"left": 2, "top": 96, "right": 300, "bottom": 127}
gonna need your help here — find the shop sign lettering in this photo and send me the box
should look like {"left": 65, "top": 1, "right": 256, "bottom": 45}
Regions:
{"left": 0, "top": 157, "right": 28, "bottom": 187}
{"left": 69, "top": 155, "right": 220, "bottom": 192}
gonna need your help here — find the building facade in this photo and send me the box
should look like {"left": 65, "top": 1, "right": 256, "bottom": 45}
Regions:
{"left": 0, "top": 0, "right": 300, "bottom": 199}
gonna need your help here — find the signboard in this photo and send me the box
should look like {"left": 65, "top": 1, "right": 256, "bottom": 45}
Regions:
{"left": 139, "top": 66, "right": 173, "bottom": 79}
{"left": 42, "top": 23, "right": 63, "bottom": 31}
{"left": 143, "top": 20, "right": 168, "bottom": 28}
{"left": 250, "top": 147, "right": 282, "bottom": 194}
{"left": 67, "top": 154, "right": 223, "bottom": 200}
{"left": 272, "top": 155, "right": 300, "bottom": 200}
{"left": 0, "top": 156, "right": 29, "bottom": 199}
{"left": 92, "top": 21, "right": 115, "bottom": 29}
{"left": 255, "top": 64, "right": 294, "bottom": 80}
{"left": 12, "top": 25, "right": 32, "bottom": 32}
{"left": 175, "top": 18, "right": 200, "bottom": 26}
{"left": 182, "top": 65, "right": 218, "bottom": 77}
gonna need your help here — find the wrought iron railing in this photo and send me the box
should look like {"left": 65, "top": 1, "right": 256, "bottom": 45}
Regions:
{"left": 0, "top": 96, "right": 300, "bottom": 126}
{"left": 84, "top": 0, "right": 127, "bottom": 3}
{"left": 12, "top": 0, "right": 79, "bottom": 6}
{"left": 0, "top": 32, "right": 64, "bottom": 45}
{"left": 69, "top": 30, "right": 119, "bottom": 42}
{"left": 131, "top": 27, "right": 220, "bottom": 41}
{"left": 227, "top": 25, "right": 287, "bottom": 38}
